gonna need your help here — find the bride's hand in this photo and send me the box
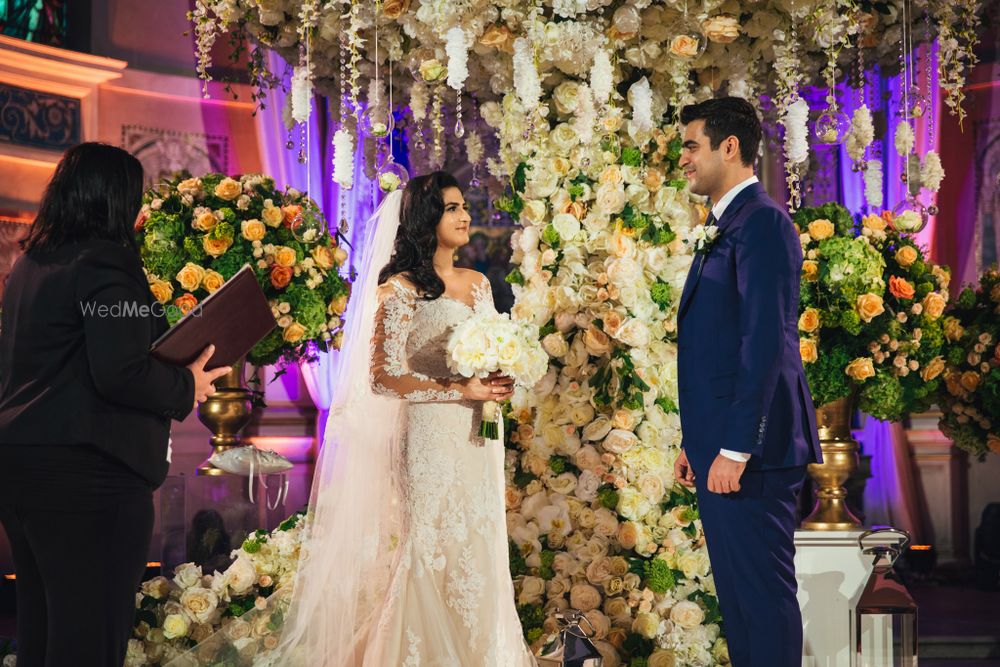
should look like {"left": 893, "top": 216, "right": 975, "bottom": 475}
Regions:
{"left": 457, "top": 372, "right": 514, "bottom": 402}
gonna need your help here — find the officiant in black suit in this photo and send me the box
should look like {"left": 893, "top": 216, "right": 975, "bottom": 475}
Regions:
{"left": 0, "top": 143, "right": 231, "bottom": 667}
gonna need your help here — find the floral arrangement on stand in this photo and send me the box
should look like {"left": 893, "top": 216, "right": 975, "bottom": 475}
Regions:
{"left": 795, "top": 203, "right": 950, "bottom": 421}
{"left": 937, "top": 268, "right": 1000, "bottom": 459}
{"left": 136, "top": 172, "right": 351, "bottom": 367}
{"left": 124, "top": 512, "right": 306, "bottom": 667}
{"left": 494, "top": 85, "right": 730, "bottom": 661}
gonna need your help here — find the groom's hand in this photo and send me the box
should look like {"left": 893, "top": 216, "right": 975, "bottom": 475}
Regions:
{"left": 707, "top": 454, "right": 747, "bottom": 494}
{"left": 674, "top": 448, "right": 696, "bottom": 488}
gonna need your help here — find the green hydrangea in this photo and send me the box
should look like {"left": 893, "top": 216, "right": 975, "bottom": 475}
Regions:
{"left": 794, "top": 202, "right": 855, "bottom": 236}
{"left": 650, "top": 281, "right": 672, "bottom": 310}
{"left": 805, "top": 344, "right": 853, "bottom": 407}
{"left": 860, "top": 373, "right": 906, "bottom": 422}
{"left": 542, "top": 224, "right": 560, "bottom": 248}
{"left": 818, "top": 236, "right": 886, "bottom": 302}
{"left": 644, "top": 559, "right": 676, "bottom": 594}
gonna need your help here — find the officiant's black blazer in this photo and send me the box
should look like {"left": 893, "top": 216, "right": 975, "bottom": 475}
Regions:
{"left": 0, "top": 239, "right": 194, "bottom": 487}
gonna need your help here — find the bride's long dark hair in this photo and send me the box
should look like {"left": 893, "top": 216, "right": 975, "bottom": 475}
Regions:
{"left": 378, "top": 170, "right": 461, "bottom": 299}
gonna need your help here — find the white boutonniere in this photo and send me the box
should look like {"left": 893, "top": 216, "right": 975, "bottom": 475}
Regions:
{"left": 691, "top": 223, "right": 720, "bottom": 254}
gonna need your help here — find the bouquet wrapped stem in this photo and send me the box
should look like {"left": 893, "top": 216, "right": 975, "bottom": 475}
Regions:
{"left": 480, "top": 400, "right": 500, "bottom": 440}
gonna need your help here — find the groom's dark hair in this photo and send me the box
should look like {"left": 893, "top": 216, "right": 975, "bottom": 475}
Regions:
{"left": 679, "top": 97, "right": 761, "bottom": 168}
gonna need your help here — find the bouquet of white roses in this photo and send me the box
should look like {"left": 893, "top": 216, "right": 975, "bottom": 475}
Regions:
{"left": 448, "top": 311, "right": 549, "bottom": 440}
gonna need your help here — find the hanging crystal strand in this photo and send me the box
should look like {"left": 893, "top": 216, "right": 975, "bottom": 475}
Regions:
{"left": 334, "top": 35, "right": 347, "bottom": 183}
{"left": 454, "top": 93, "right": 465, "bottom": 138}
{"left": 286, "top": 127, "right": 295, "bottom": 151}
{"left": 924, "top": 8, "right": 939, "bottom": 217}
{"left": 431, "top": 87, "right": 444, "bottom": 169}
{"left": 348, "top": 0, "right": 362, "bottom": 124}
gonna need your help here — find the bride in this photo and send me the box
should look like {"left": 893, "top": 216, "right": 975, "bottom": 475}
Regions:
{"left": 172, "top": 172, "right": 536, "bottom": 666}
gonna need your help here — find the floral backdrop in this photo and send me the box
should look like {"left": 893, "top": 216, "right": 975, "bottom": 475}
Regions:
{"left": 182, "top": 1, "right": 985, "bottom": 666}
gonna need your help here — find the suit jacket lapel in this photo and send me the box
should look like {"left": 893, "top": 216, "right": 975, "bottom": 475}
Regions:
{"left": 677, "top": 182, "right": 765, "bottom": 322}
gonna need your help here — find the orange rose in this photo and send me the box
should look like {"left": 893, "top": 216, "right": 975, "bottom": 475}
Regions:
{"left": 174, "top": 293, "right": 198, "bottom": 316}
{"left": 668, "top": 35, "right": 699, "bottom": 58}
{"left": 856, "top": 293, "right": 885, "bottom": 323}
{"left": 802, "top": 260, "right": 819, "bottom": 282}
{"left": 889, "top": 276, "right": 916, "bottom": 301}
{"left": 643, "top": 168, "right": 665, "bottom": 192}
{"left": 281, "top": 205, "right": 302, "bottom": 227}
{"left": 149, "top": 280, "right": 174, "bottom": 304}
{"left": 270, "top": 265, "right": 293, "bottom": 290}
{"left": 798, "top": 308, "right": 821, "bottom": 333}
{"left": 328, "top": 294, "right": 348, "bottom": 315}
{"left": 960, "top": 371, "right": 981, "bottom": 393}
{"left": 202, "top": 270, "right": 225, "bottom": 294}
{"left": 560, "top": 199, "right": 588, "bottom": 220}
{"left": 381, "top": 0, "right": 409, "bottom": 19}
{"left": 862, "top": 214, "right": 888, "bottom": 233}
{"left": 988, "top": 435, "right": 1000, "bottom": 454}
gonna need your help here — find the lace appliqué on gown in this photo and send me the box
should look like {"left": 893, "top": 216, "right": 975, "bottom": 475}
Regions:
{"left": 362, "top": 275, "right": 535, "bottom": 667}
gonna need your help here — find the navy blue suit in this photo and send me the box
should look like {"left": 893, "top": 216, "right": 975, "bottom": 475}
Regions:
{"left": 677, "top": 182, "right": 822, "bottom": 667}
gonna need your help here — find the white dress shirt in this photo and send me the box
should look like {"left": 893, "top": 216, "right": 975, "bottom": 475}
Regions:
{"left": 711, "top": 175, "right": 759, "bottom": 464}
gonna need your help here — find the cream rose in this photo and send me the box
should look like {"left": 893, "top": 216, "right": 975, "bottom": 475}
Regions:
{"left": 552, "top": 212, "right": 582, "bottom": 241}
{"left": 214, "top": 177, "right": 241, "bottom": 201}
{"left": 670, "top": 599, "right": 705, "bottom": 629}
{"left": 648, "top": 649, "right": 677, "bottom": 667}
{"left": 176, "top": 263, "right": 207, "bottom": 292}
{"left": 702, "top": 15, "right": 740, "bottom": 43}
{"left": 223, "top": 556, "right": 257, "bottom": 596}
{"left": 595, "top": 183, "right": 626, "bottom": 215}
{"left": 583, "top": 325, "right": 612, "bottom": 356}
{"left": 857, "top": 293, "right": 885, "bottom": 323}
{"left": 569, "top": 583, "right": 602, "bottom": 612}
{"left": 615, "top": 319, "right": 650, "bottom": 348}
{"left": 163, "top": 614, "right": 190, "bottom": 640}
{"left": 177, "top": 178, "right": 203, "bottom": 197}
{"left": 632, "top": 611, "right": 660, "bottom": 639}
{"left": 518, "top": 576, "right": 546, "bottom": 606}
{"left": 603, "top": 429, "right": 638, "bottom": 454}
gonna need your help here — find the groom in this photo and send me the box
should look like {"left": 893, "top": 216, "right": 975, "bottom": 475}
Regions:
{"left": 673, "top": 97, "right": 822, "bottom": 667}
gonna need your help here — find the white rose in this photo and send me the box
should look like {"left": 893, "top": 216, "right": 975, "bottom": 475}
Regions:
{"left": 615, "top": 319, "right": 650, "bottom": 348}
{"left": 670, "top": 600, "right": 706, "bottom": 629}
{"left": 180, "top": 587, "right": 219, "bottom": 624}
{"left": 616, "top": 487, "right": 651, "bottom": 521}
{"left": 552, "top": 212, "right": 582, "bottom": 241}
{"left": 637, "top": 473, "right": 666, "bottom": 503}
{"left": 173, "top": 562, "right": 202, "bottom": 590}
{"left": 894, "top": 209, "right": 922, "bottom": 232}
{"left": 677, "top": 550, "right": 711, "bottom": 579}
{"left": 549, "top": 472, "right": 579, "bottom": 495}
{"left": 595, "top": 182, "right": 626, "bottom": 214}
{"left": 518, "top": 576, "right": 546, "bottom": 605}
{"left": 526, "top": 165, "right": 559, "bottom": 199}
{"left": 223, "top": 556, "right": 257, "bottom": 596}
{"left": 604, "top": 428, "right": 639, "bottom": 454}
{"left": 583, "top": 416, "right": 614, "bottom": 442}
{"left": 569, "top": 403, "right": 596, "bottom": 426}
{"left": 522, "top": 200, "right": 548, "bottom": 224}
{"left": 625, "top": 182, "right": 650, "bottom": 208}
{"left": 549, "top": 123, "right": 580, "bottom": 156}
{"left": 162, "top": 613, "right": 191, "bottom": 640}
{"left": 553, "top": 80, "right": 582, "bottom": 115}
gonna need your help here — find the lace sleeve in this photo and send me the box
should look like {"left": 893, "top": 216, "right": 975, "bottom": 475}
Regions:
{"left": 370, "top": 280, "right": 464, "bottom": 402}
{"left": 471, "top": 273, "right": 496, "bottom": 314}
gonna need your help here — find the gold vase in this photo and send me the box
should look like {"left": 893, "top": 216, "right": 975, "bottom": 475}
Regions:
{"left": 196, "top": 356, "right": 254, "bottom": 476}
{"left": 800, "top": 395, "right": 863, "bottom": 530}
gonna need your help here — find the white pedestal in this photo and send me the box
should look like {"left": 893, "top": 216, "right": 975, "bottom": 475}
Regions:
{"left": 795, "top": 529, "right": 904, "bottom": 667}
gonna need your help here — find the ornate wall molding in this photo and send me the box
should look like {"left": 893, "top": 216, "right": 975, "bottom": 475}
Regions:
{"left": 0, "top": 82, "right": 80, "bottom": 150}
{"left": 120, "top": 124, "right": 229, "bottom": 186}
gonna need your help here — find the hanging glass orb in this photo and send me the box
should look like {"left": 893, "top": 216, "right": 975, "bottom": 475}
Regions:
{"left": 290, "top": 207, "right": 325, "bottom": 244}
{"left": 377, "top": 160, "right": 410, "bottom": 193}
{"left": 666, "top": 15, "right": 708, "bottom": 61}
{"left": 814, "top": 107, "right": 850, "bottom": 145}
{"left": 611, "top": 5, "right": 641, "bottom": 39}
{"left": 407, "top": 47, "right": 447, "bottom": 84}
{"left": 908, "top": 86, "right": 929, "bottom": 119}
{"left": 362, "top": 103, "right": 394, "bottom": 140}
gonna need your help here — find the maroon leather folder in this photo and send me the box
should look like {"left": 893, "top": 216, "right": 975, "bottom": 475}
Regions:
{"left": 150, "top": 264, "right": 276, "bottom": 370}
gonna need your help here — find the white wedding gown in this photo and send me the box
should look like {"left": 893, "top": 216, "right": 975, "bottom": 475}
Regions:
{"left": 359, "top": 274, "right": 535, "bottom": 667}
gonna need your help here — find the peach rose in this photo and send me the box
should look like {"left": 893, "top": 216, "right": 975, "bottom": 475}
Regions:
{"left": 802, "top": 260, "right": 819, "bottom": 282}
{"left": 561, "top": 199, "right": 588, "bottom": 220}
{"left": 583, "top": 325, "right": 612, "bottom": 356}
{"left": 176, "top": 263, "right": 207, "bottom": 292}
{"left": 845, "top": 357, "right": 876, "bottom": 382}
{"left": 857, "top": 293, "right": 886, "bottom": 323}
{"left": 270, "top": 265, "right": 293, "bottom": 290}
{"left": 920, "top": 356, "right": 945, "bottom": 382}
{"left": 176, "top": 178, "right": 203, "bottom": 197}
{"left": 241, "top": 219, "right": 266, "bottom": 242}
{"left": 479, "top": 24, "right": 515, "bottom": 52}
{"left": 283, "top": 322, "right": 307, "bottom": 344}
{"left": 603, "top": 311, "right": 623, "bottom": 334}
{"left": 150, "top": 280, "right": 174, "bottom": 304}
{"left": 262, "top": 204, "right": 284, "bottom": 228}
{"left": 569, "top": 583, "right": 602, "bottom": 612}
{"left": 202, "top": 270, "right": 225, "bottom": 294}
{"left": 943, "top": 316, "right": 965, "bottom": 342}
{"left": 889, "top": 276, "right": 915, "bottom": 301}
{"left": 932, "top": 265, "right": 951, "bottom": 289}
{"left": 192, "top": 211, "right": 219, "bottom": 232}
{"left": 702, "top": 15, "right": 740, "bottom": 43}
{"left": 988, "top": 435, "right": 1000, "bottom": 454}
{"left": 668, "top": 35, "right": 700, "bottom": 58}
{"left": 311, "top": 245, "right": 335, "bottom": 270}
{"left": 274, "top": 246, "right": 298, "bottom": 268}
{"left": 895, "top": 246, "right": 919, "bottom": 268}
{"left": 922, "top": 292, "right": 947, "bottom": 320}
{"left": 214, "top": 177, "right": 241, "bottom": 201}
{"left": 281, "top": 205, "right": 302, "bottom": 227}
{"left": 617, "top": 521, "right": 639, "bottom": 550}
{"left": 643, "top": 168, "right": 665, "bottom": 192}
{"left": 800, "top": 338, "right": 818, "bottom": 364}
{"left": 798, "top": 308, "right": 820, "bottom": 333}
{"left": 381, "top": 0, "right": 409, "bottom": 19}
{"left": 807, "top": 219, "right": 835, "bottom": 241}
{"left": 203, "top": 235, "right": 232, "bottom": 258}
{"left": 174, "top": 293, "right": 199, "bottom": 316}
{"left": 862, "top": 214, "right": 888, "bottom": 233}
{"left": 960, "top": 371, "right": 981, "bottom": 393}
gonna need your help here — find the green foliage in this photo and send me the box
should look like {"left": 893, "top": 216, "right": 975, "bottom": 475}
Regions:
{"left": 859, "top": 373, "right": 906, "bottom": 422}
{"left": 505, "top": 267, "right": 525, "bottom": 286}
{"left": 794, "top": 201, "right": 855, "bottom": 237}
{"left": 621, "top": 146, "right": 643, "bottom": 167}
{"left": 650, "top": 280, "right": 672, "bottom": 310}
{"left": 805, "top": 344, "right": 853, "bottom": 407}
{"left": 644, "top": 558, "right": 677, "bottom": 594}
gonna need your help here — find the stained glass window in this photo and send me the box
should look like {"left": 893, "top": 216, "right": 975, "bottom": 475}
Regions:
{"left": 0, "top": 0, "right": 66, "bottom": 46}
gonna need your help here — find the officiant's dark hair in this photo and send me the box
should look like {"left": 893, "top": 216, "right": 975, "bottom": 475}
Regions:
{"left": 379, "top": 170, "right": 462, "bottom": 300}
{"left": 22, "top": 142, "right": 144, "bottom": 254}
{"left": 679, "top": 97, "right": 761, "bottom": 167}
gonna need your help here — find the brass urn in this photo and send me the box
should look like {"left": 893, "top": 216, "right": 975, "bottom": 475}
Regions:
{"left": 800, "top": 395, "right": 863, "bottom": 530}
{"left": 196, "top": 356, "right": 254, "bottom": 476}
